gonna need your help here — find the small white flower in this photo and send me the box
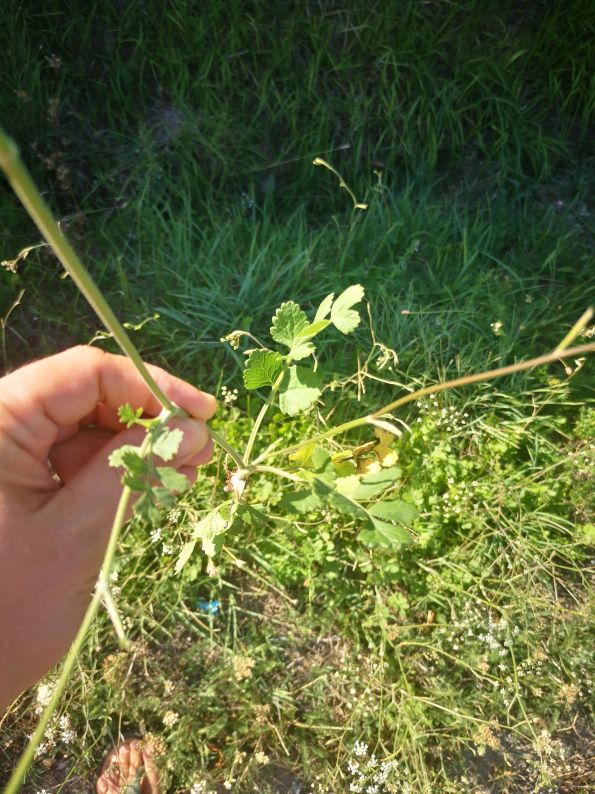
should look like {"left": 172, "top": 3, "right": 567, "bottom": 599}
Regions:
{"left": 36, "top": 683, "right": 55, "bottom": 707}
{"left": 162, "top": 710, "right": 179, "bottom": 727}
{"left": 354, "top": 740, "right": 368, "bottom": 757}
{"left": 150, "top": 527, "right": 162, "bottom": 543}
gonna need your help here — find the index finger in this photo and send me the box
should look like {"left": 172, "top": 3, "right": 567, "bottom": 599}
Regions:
{"left": 0, "top": 346, "right": 217, "bottom": 461}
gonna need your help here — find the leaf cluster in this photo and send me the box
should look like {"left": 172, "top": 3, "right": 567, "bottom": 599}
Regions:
{"left": 241, "top": 285, "right": 365, "bottom": 416}
{"left": 108, "top": 405, "right": 189, "bottom": 523}
{"left": 280, "top": 445, "right": 418, "bottom": 548}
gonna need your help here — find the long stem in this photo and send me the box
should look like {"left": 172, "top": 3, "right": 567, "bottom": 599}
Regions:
{"left": 256, "top": 341, "right": 595, "bottom": 462}
{"left": 0, "top": 130, "right": 243, "bottom": 466}
{"left": 0, "top": 130, "right": 174, "bottom": 412}
{"left": 244, "top": 369, "right": 285, "bottom": 464}
{"left": 211, "top": 427, "right": 246, "bottom": 469}
{"left": 4, "top": 479, "right": 134, "bottom": 794}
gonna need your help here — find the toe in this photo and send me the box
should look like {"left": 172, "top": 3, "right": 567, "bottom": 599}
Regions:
{"left": 129, "top": 738, "right": 143, "bottom": 777}
{"left": 142, "top": 745, "right": 161, "bottom": 794}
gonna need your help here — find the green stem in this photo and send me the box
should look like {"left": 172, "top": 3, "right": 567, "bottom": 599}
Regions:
{"left": 0, "top": 130, "right": 174, "bottom": 413}
{"left": 211, "top": 427, "right": 245, "bottom": 469}
{"left": 0, "top": 130, "right": 244, "bottom": 467}
{"left": 554, "top": 306, "right": 593, "bottom": 352}
{"left": 4, "top": 479, "right": 134, "bottom": 794}
{"left": 244, "top": 369, "right": 285, "bottom": 464}
{"left": 256, "top": 341, "right": 595, "bottom": 462}
{"left": 253, "top": 464, "right": 305, "bottom": 483}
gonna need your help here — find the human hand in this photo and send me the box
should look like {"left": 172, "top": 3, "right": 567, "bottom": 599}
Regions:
{"left": 0, "top": 346, "right": 216, "bottom": 711}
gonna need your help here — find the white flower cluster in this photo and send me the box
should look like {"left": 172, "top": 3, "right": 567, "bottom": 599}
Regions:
{"left": 150, "top": 526, "right": 162, "bottom": 543}
{"left": 346, "top": 741, "right": 400, "bottom": 793}
{"left": 439, "top": 476, "right": 481, "bottom": 519}
{"left": 416, "top": 394, "right": 469, "bottom": 434}
{"left": 29, "top": 693, "right": 77, "bottom": 759}
{"left": 190, "top": 782, "right": 216, "bottom": 794}
{"left": 220, "top": 385, "right": 239, "bottom": 405}
{"left": 162, "top": 710, "right": 179, "bottom": 728}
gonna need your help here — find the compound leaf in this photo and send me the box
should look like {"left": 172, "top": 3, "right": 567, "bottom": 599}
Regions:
{"left": 330, "top": 284, "right": 364, "bottom": 334}
{"left": 314, "top": 292, "right": 334, "bottom": 322}
{"left": 118, "top": 404, "right": 144, "bottom": 428}
{"left": 288, "top": 339, "right": 316, "bottom": 361}
{"left": 243, "top": 349, "right": 284, "bottom": 389}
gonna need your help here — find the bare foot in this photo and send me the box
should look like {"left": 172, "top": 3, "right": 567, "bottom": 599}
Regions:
{"left": 96, "top": 738, "right": 161, "bottom": 794}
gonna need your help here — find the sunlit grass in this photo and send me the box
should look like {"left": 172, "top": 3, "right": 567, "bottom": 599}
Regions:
{"left": 0, "top": 1, "right": 594, "bottom": 791}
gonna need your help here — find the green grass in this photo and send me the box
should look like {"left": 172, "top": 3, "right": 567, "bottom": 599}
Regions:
{"left": 1, "top": 1, "right": 594, "bottom": 792}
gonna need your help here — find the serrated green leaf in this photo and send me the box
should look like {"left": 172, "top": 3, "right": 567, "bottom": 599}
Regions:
{"left": 134, "top": 491, "right": 161, "bottom": 524}
{"left": 287, "top": 318, "right": 332, "bottom": 360}
{"left": 108, "top": 444, "right": 144, "bottom": 469}
{"left": 122, "top": 470, "right": 150, "bottom": 491}
{"left": 194, "top": 506, "right": 231, "bottom": 557}
{"left": 236, "top": 504, "right": 268, "bottom": 528}
{"left": 278, "top": 365, "right": 322, "bottom": 416}
{"left": 152, "top": 486, "right": 176, "bottom": 509}
{"left": 368, "top": 499, "right": 418, "bottom": 525}
{"left": 314, "top": 293, "right": 334, "bottom": 323}
{"left": 330, "top": 284, "right": 364, "bottom": 334}
{"left": 358, "top": 517, "right": 411, "bottom": 547}
{"left": 335, "top": 466, "right": 401, "bottom": 500}
{"left": 174, "top": 539, "right": 197, "bottom": 573}
{"left": 243, "top": 349, "right": 284, "bottom": 389}
{"left": 152, "top": 427, "right": 184, "bottom": 461}
{"left": 157, "top": 466, "right": 190, "bottom": 492}
{"left": 278, "top": 489, "right": 323, "bottom": 514}
{"left": 270, "top": 301, "right": 310, "bottom": 347}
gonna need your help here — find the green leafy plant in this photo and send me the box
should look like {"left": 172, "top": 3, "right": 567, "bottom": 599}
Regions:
{"left": 1, "top": 127, "right": 595, "bottom": 792}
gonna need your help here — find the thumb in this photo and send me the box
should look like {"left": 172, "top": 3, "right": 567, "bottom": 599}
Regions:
{"left": 45, "top": 417, "right": 212, "bottom": 561}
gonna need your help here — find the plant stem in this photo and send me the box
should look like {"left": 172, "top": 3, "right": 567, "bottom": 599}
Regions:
{"left": 4, "top": 474, "right": 135, "bottom": 794}
{"left": 0, "top": 130, "right": 175, "bottom": 413}
{"left": 256, "top": 341, "right": 595, "bottom": 462}
{"left": 253, "top": 465, "right": 305, "bottom": 483}
{"left": 211, "top": 427, "right": 246, "bottom": 469}
{"left": 244, "top": 369, "right": 285, "bottom": 464}
{"left": 0, "top": 129, "right": 242, "bottom": 464}
{"left": 554, "top": 306, "right": 593, "bottom": 352}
